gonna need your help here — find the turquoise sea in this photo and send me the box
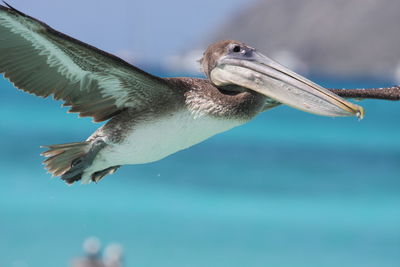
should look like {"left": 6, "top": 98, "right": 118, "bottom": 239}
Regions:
{"left": 0, "top": 74, "right": 399, "bottom": 267}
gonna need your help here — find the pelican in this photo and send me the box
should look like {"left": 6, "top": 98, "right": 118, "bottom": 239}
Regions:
{"left": 1, "top": 3, "right": 399, "bottom": 184}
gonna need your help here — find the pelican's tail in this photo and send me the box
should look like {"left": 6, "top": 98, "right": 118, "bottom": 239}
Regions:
{"left": 41, "top": 140, "right": 120, "bottom": 184}
{"left": 41, "top": 142, "right": 90, "bottom": 184}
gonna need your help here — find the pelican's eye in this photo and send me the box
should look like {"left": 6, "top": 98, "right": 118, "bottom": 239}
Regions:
{"left": 232, "top": 45, "right": 241, "bottom": 53}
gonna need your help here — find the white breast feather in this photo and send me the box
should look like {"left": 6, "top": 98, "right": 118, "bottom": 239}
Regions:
{"left": 94, "top": 110, "right": 244, "bottom": 168}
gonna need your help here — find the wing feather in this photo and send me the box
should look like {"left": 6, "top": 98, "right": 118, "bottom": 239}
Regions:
{"left": 0, "top": 4, "right": 174, "bottom": 122}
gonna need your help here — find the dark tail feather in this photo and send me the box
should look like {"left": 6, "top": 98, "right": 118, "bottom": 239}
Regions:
{"left": 41, "top": 142, "right": 90, "bottom": 183}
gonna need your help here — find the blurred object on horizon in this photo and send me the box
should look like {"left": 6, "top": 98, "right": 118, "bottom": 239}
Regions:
{"left": 170, "top": 0, "right": 400, "bottom": 81}
{"left": 71, "top": 237, "right": 123, "bottom": 267}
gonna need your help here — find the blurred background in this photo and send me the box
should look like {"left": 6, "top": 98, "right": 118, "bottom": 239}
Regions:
{"left": 1, "top": 0, "right": 400, "bottom": 266}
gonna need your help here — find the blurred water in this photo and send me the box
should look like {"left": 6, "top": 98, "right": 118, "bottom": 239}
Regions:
{"left": 0, "top": 74, "right": 399, "bottom": 267}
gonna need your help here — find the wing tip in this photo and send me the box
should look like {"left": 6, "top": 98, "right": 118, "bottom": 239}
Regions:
{"left": 2, "top": 1, "right": 11, "bottom": 7}
{"left": 1, "top": 1, "right": 26, "bottom": 16}
{"left": 0, "top": 2, "right": 7, "bottom": 11}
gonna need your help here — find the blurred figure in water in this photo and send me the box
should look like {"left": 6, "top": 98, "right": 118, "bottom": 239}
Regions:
{"left": 70, "top": 237, "right": 124, "bottom": 267}
{"left": 70, "top": 237, "right": 105, "bottom": 267}
{"left": 104, "top": 243, "right": 124, "bottom": 267}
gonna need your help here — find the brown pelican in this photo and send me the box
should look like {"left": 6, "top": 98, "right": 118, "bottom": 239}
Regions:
{"left": 1, "top": 3, "right": 399, "bottom": 184}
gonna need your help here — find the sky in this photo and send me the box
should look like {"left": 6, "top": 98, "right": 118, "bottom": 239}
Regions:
{"left": 7, "top": 0, "right": 257, "bottom": 64}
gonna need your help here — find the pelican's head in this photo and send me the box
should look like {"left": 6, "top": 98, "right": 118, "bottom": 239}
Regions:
{"left": 200, "top": 40, "right": 364, "bottom": 118}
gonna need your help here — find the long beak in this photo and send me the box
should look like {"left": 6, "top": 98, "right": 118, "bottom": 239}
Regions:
{"left": 210, "top": 51, "right": 365, "bottom": 118}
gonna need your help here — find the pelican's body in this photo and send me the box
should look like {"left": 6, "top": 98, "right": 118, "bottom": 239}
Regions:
{"left": 85, "top": 77, "right": 264, "bottom": 182}
{"left": 92, "top": 104, "right": 241, "bottom": 168}
{"left": 0, "top": 3, "right": 398, "bottom": 184}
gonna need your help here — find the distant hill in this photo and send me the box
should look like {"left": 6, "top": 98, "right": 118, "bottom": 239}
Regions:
{"left": 203, "top": 0, "right": 400, "bottom": 80}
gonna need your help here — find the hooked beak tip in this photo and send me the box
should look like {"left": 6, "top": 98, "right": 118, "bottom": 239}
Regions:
{"left": 356, "top": 106, "right": 365, "bottom": 120}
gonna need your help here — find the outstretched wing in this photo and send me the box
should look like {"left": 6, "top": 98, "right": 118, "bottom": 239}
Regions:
{"left": 0, "top": 4, "right": 175, "bottom": 122}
